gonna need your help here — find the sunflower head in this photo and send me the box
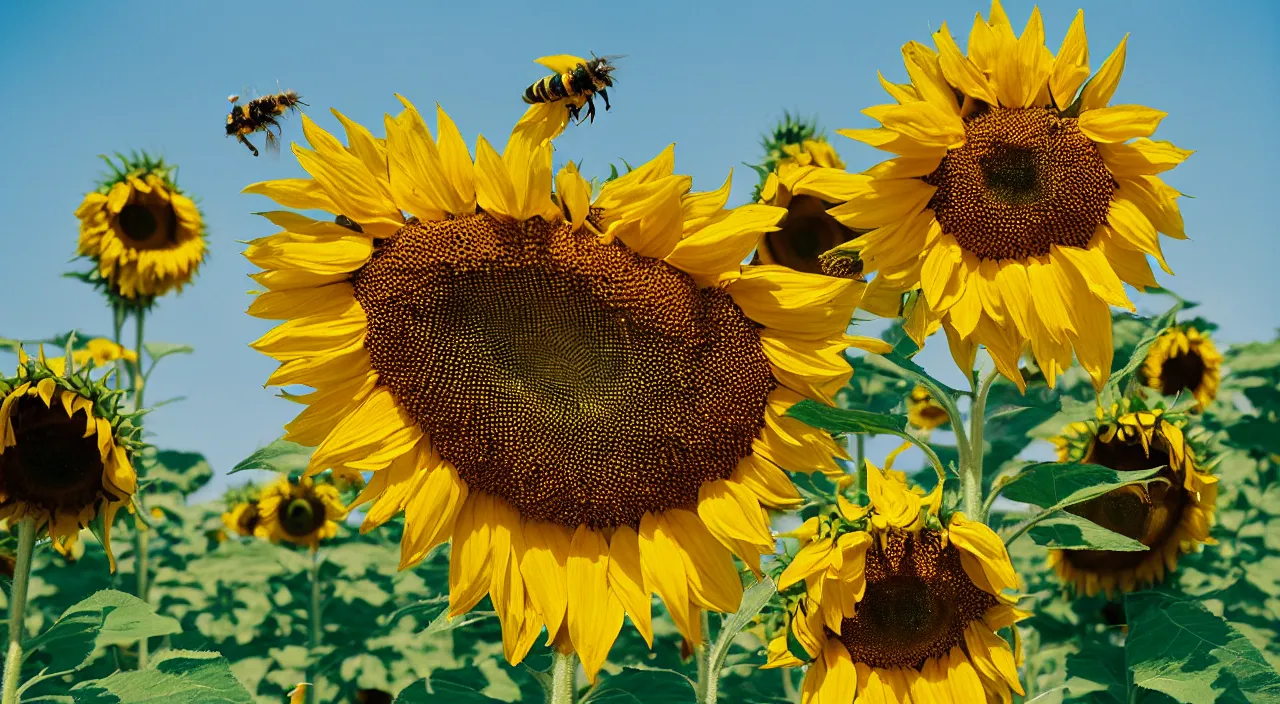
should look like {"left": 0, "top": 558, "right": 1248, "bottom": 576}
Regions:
{"left": 73, "top": 151, "right": 207, "bottom": 308}
{"left": 907, "top": 385, "right": 949, "bottom": 431}
{"left": 1049, "top": 401, "right": 1217, "bottom": 597}
{"left": 836, "top": 1, "right": 1191, "bottom": 392}
{"left": 43, "top": 338, "right": 138, "bottom": 377}
{"left": 221, "top": 500, "right": 262, "bottom": 538}
{"left": 1141, "top": 325, "right": 1223, "bottom": 411}
{"left": 253, "top": 475, "right": 345, "bottom": 549}
{"left": 0, "top": 346, "right": 143, "bottom": 570}
{"left": 243, "top": 94, "right": 877, "bottom": 679}
{"left": 775, "top": 463, "right": 1027, "bottom": 703}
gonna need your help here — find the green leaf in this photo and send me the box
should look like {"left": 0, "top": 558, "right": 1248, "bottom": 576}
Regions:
{"left": 1000, "top": 462, "right": 1164, "bottom": 511}
{"left": 1226, "top": 417, "right": 1280, "bottom": 456}
{"left": 1126, "top": 591, "right": 1280, "bottom": 703}
{"left": 582, "top": 667, "right": 696, "bottom": 703}
{"left": 1027, "top": 512, "right": 1150, "bottom": 551}
{"left": 785, "top": 399, "right": 907, "bottom": 435}
{"left": 69, "top": 650, "right": 253, "bottom": 703}
{"left": 141, "top": 342, "right": 194, "bottom": 365}
{"left": 231, "top": 438, "right": 313, "bottom": 475}
{"left": 393, "top": 673, "right": 507, "bottom": 702}
{"left": 26, "top": 590, "right": 181, "bottom": 671}
{"left": 1064, "top": 642, "right": 1128, "bottom": 703}
{"left": 143, "top": 449, "right": 213, "bottom": 496}
{"left": 1105, "top": 301, "right": 1183, "bottom": 395}
{"left": 708, "top": 577, "right": 777, "bottom": 677}
{"left": 880, "top": 347, "right": 965, "bottom": 399}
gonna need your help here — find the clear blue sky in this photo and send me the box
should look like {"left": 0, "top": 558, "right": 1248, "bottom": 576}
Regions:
{"left": 1, "top": 0, "right": 1276, "bottom": 499}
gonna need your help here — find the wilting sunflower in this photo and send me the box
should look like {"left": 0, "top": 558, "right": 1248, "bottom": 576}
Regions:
{"left": 75, "top": 152, "right": 207, "bottom": 305}
{"left": 773, "top": 460, "right": 1026, "bottom": 703}
{"left": 1049, "top": 403, "right": 1217, "bottom": 597}
{"left": 907, "top": 384, "right": 949, "bottom": 430}
{"left": 0, "top": 347, "right": 141, "bottom": 569}
{"left": 1142, "top": 326, "right": 1223, "bottom": 411}
{"left": 254, "top": 475, "right": 345, "bottom": 549}
{"left": 244, "top": 76, "right": 884, "bottom": 680}
{"left": 833, "top": 1, "right": 1191, "bottom": 391}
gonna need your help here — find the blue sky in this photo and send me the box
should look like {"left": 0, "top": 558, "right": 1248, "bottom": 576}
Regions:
{"left": 1, "top": 0, "right": 1276, "bottom": 499}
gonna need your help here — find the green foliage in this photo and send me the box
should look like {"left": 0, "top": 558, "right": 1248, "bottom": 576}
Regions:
{"left": 1000, "top": 462, "right": 1164, "bottom": 510}
{"left": 1027, "top": 513, "right": 1149, "bottom": 551}
{"left": 71, "top": 650, "right": 254, "bottom": 703}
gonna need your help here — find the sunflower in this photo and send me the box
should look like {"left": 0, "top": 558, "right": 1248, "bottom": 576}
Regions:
{"left": 243, "top": 70, "right": 885, "bottom": 681}
{"left": 775, "top": 460, "right": 1027, "bottom": 703}
{"left": 1048, "top": 403, "right": 1217, "bottom": 597}
{"left": 907, "top": 384, "right": 949, "bottom": 430}
{"left": 253, "top": 475, "right": 345, "bottom": 549}
{"left": 222, "top": 500, "right": 262, "bottom": 538}
{"left": 0, "top": 347, "right": 141, "bottom": 569}
{"left": 832, "top": 1, "right": 1191, "bottom": 391}
{"left": 1141, "top": 326, "right": 1223, "bottom": 411}
{"left": 75, "top": 152, "right": 207, "bottom": 306}
{"left": 44, "top": 338, "right": 137, "bottom": 376}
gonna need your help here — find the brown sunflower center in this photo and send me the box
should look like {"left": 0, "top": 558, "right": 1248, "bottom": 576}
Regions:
{"left": 836, "top": 529, "right": 998, "bottom": 669}
{"left": 762, "top": 195, "right": 864, "bottom": 279}
{"left": 1159, "top": 350, "right": 1206, "bottom": 397}
{"left": 351, "top": 214, "right": 775, "bottom": 529}
{"left": 924, "top": 107, "right": 1115, "bottom": 261}
{"left": 280, "top": 496, "right": 327, "bottom": 538}
{"left": 115, "top": 198, "right": 176, "bottom": 249}
{"left": 1062, "top": 434, "right": 1187, "bottom": 571}
{"left": 0, "top": 395, "right": 109, "bottom": 515}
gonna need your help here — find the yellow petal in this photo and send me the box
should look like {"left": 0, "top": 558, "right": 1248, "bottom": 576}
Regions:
{"left": 434, "top": 104, "right": 477, "bottom": 213}
{"left": 948, "top": 512, "right": 1019, "bottom": 599}
{"left": 308, "top": 386, "right": 422, "bottom": 474}
{"left": 698, "top": 478, "right": 774, "bottom": 548}
{"left": 728, "top": 266, "right": 858, "bottom": 340}
{"left": 1098, "top": 139, "right": 1194, "bottom": 177}
{"left": 665, "top": 204, "right": 784, "bottom": 284}
{"left": 779, "top": 537, "right": 837, "bottom": 590}
{"left": 607, "top": 526, "right": 653, "bottom": 647}
{"left": 732, "top": 455, "right": 803, "bottom": 510}
{"left": 242, "top": 179, "right": 336, "bottom": 212}
{"left": 1052, "top": 244, "right": 1132, "bottom": 310}
{"left": 662, "top": 510, "right": 742, "bottom": 613}
{"left": 1080, "top": 35, "right": 1129, "bottom": 111}
{"left": 828, "top": 177, "right": 935, "bottom": 233}
{"left": 965, "top": 622, "right": 1025, "bottom": 695}
{"left": 1050, "top": 10, "right": 1090, "bottom": 109}
{"left": 945, "top": 647, "right": 988, "bottom": 702}
{"left": 1077, "top": 104, "right": 1166, "bottom": 143}
{"left": 400, "top": 458, "right": 467, "bottom": 568}
{"left": 519, "top": 520, "right": 573, "bottom": 642}
{"left": 473, "top": 135, "right": 519, "bottom": 220}
{"left": 638, "top": 512, "right": 697, "bottom": 642}
{"left": 555, "top": 162, "right": 591, "bottom": 231}
{"left": 448, "top": 492, "right": 495, "bottom": 617}
{"left": 900, "top": 41, "right": 959, "bottom": 116}
{"left": 567, "top": 525, "right": 624, "bottom": 683}
{"left": 864, "top": 102, "right": 964, "bottom": 149}
{"left": 934, "top": 22, "right": 998, "bottom": 105}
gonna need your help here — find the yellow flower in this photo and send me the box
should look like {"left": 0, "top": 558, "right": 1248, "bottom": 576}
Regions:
{"left": 254, "top": 476, "right": 344, "bottom": 549}
{"left": 907, "top": 384, "right": 949, "bottom": 430}
{"left": 75, "top": 153, "right": 207, "bottom": 304}
{"left": 833, "top": 1, "right": 1190, "bottom": 392}
{"left": 778, "top": 472, "right": 1027, "bottom": 703}
{"left": 242, "top": 69, "right": 878, "bottom": 682}
{"left": 221, "top": 501, "right": 262, "bottom": 538}
{"left": 0, "top": 347, "right": 141, "bottom": 570}
{"left": 1048, "top": 406, "right": 1217, "bottom": 597}
{"left": 1142, "top": 326, "right": 1223, "bottom": 411}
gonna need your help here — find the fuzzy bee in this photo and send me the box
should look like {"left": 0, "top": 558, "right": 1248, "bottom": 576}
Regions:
{"left": 522, "top": 53, "right": 620, "bottom": 124}
{"left": 225, "top": 89, "right": 307, "bottom": 157}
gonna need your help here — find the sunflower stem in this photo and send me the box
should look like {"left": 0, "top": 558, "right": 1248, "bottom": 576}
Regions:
{"left": 131, "top": 308, "right": 150, "bottom": 669}
{"left": 548, "top": 649, "right": 577, "bottom": 704}
{"left": 306, "top": 549, "right": 322, "bottom": 704}
{"left": 854, "top": 434, "right": 867, "bottom": 500}
{"left": 962, "top": 367, "right": 1001, "bottom": 521}
{"left": 2, "top": 518, "right": 37, "bottom": 704}
{"left": 694, "top": 610, "right": 718, "bottom": 704}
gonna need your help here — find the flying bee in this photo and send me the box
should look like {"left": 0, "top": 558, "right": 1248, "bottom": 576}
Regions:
{"left": 522, "top": 53, "right": 621, "bottom": 124}
{"left": 225, "top": 89, "right": 307, "bottom": 157}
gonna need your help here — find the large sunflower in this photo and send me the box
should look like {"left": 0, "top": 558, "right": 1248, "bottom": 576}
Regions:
{"left": 254, "top": 475, "right": 345, "bottom": 549}
{"left": 0, "top": 347, "right": 141, "bottom": 569}
{"left": 1049, "top": 403, "right": 1217, "bottom": 597}
{"left": 243, "top": 76, "right": 883, "bottom": 680}
{"left": 1141, "top": 326, "right": 1223, "bottom": 411}
{"left": 75, "top": 153, "right": 207, "bottom": 305}
{"left": 832, "top": 1, "right": 1191, "bottom": 391}
{"left": 774, "top": 460, "right": 1027, "bottom": 703}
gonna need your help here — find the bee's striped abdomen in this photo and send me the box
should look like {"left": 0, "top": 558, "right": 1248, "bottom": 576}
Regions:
{"left": 523, "top": 72, "right": 572, "bottom": 104}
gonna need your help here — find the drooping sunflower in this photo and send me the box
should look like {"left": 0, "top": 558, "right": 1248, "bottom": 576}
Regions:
{"left": 244, "top": 73, "right": 884, "bottom": 680}
{"left": 1049, "top": 403, "right": 1217, "bottom": 597}
{"left": 832, "top": 1, "right": 1191, "bottom": 391}
{"left": 907, "top": 384, "right": 949, "bottom": 430}
{"left": 1141, "top": 326, "right": 1223, "bottom": 411}
{"left": 773, "top": 460, "right": 1027, "bottom": 703}
{"left": 0, "top": 347, "right": 141, "bottom": 569}
{"left": 74, "top": 152, "right": 207, "bottom": 306}
{"left": 253, "top": 475, "right": 345, "bottom": 549}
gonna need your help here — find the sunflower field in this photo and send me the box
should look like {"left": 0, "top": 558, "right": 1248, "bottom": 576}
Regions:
{"left": 1, "top": 2, "right": 1278, "bottom": 702}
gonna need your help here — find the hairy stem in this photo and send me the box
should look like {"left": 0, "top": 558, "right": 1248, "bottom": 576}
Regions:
{"left": 694, "top": 610, "right": 718, "bottom": 704}
{"left": 132, "top": 308, "right": 150, "bottom": 669}
{"left": 962, "top": 368, "right": 1001, "bottom": 520}
{"left": 548, "top": 649, "right": 577, "bottom": 704}
{"left": 2, "top": 518, "right": 37, "bottom": 704}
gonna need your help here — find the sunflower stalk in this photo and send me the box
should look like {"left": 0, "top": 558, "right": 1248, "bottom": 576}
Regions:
{"left": 1, "top": 518, "right": 37, "bottom": 704}
{"left": 306, "top": 550, "right": 322, "bottom": 704}
{"left": 130, "top": 307, "right": 151, "bottom": 669}
{"left": 548, "top": 650, "right": 577, "bottom": 704}
{"left": 854, "top": 434, "right": 867, "bottom": 500}
{"left": 961, "top": 367, "right": 1001, "bottom": 521}
{"left": 693, "top": 610, "right": 718, "bottom": 704}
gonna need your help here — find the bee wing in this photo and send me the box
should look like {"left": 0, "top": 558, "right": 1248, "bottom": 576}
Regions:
{"left": 263, "top": 130, "right": 283, "bottom": 160}
{"left": 534, "top": 54, "right": 586, "bottom": 74}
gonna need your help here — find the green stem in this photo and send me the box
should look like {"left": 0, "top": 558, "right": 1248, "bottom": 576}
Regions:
{"left": 2, "top": 518, "right": 37, "bottom": 704}
{"left": 131, "top": 308, "right": 150, "bottom": 670}
{"left": 307, "top": 550, "right": 322, "bottom": 704}
{"left": 961, "top": 368, "right": 1001, "bottom": 521}
{"left": 854, "top": 435, "right": 867, "bottom": 500}
{"left": 890, "top": 430, "right": 947, "bottom": 487}
{"left": 110, "top": 303, "right": 127, "bottom": 392}
{"left": 548, "top": 649, "right": 577, "bottom": 704}
{"left": 693, "top": 610, "right": 716, "bottom": 704}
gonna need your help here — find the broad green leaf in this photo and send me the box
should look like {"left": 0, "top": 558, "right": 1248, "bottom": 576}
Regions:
{"left": 394, "top": 673, "right": 506, "bottom": 702}
{"left": 69, "top": 650, "right": 253, "bottom": 703}
{"left": 708, "top": 577, "right": 777, "bottom": 677}
{"left": 1028, "top": 512, "right": 1149, "bottom": 551}
{"left": 1064, "top": 642, "right": 1128, "bottom": 703}
{"left": 785, "top": 400, "right": 907, "bottom": 435}
{"left": 142, "top": 342, "right": 194, "bottom": 365}
{"left": 1105, "top": 300, "right": 1183, "bottom": 395}
{"left": 1126, "top": 591, "right": 1280, "bottom": 703}
{"left": 1000, "top": 462, "right": 1164, "bottom": 511}
{"left": 143, "top": 449, "right": 213, "bottom": 496}
{"left": 582, "top": 667, "right": 696, "bottom": 703}
{"left": 880, "top": 346, "right": 965, "bottom": 399}
{"left": 231, "top": 438, "right": 313, "bottom": 475}
{"left": 26, "top": 590, "right": 181, "bottom": 671}
{"left": 1226, "top": 417, "right": 1280, "bottom": 456}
